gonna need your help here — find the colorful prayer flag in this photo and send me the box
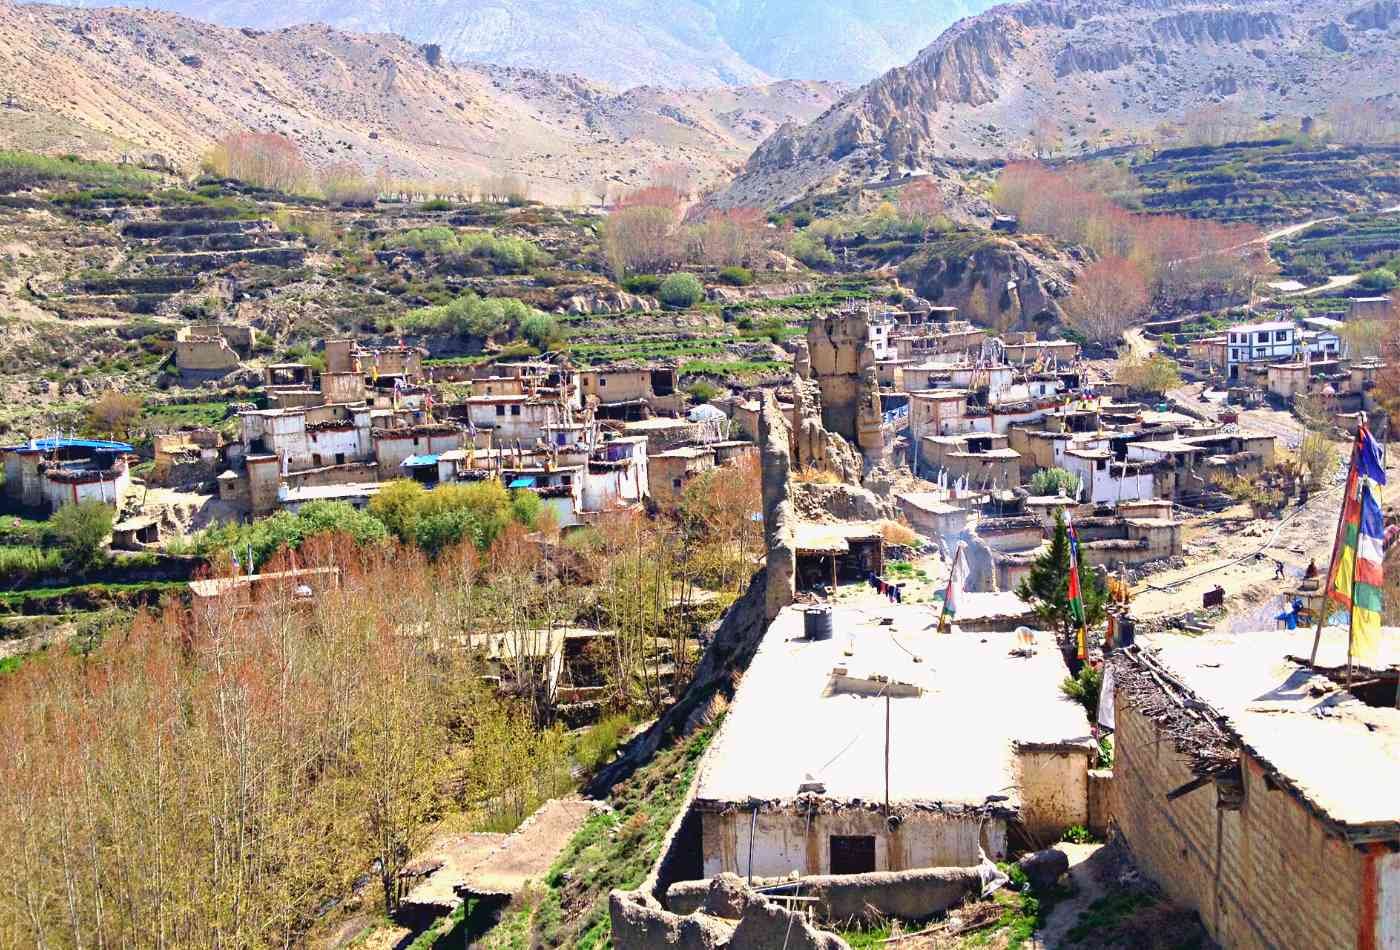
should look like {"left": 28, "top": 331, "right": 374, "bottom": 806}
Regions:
{"left": 1326, "top": 425, "right": 1388, "bottom": 665}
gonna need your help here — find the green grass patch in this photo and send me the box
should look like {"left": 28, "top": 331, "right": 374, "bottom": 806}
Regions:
{"left": 679, "top": 359, "right": 786, "bottom": 378}
{"left": 0, "top": 580, "right": 186, "bottom": 610}
{"left": 142, "top": 400, "right": 233, "bottom": 428}
{"left": 839, "top": 922, "right": 893, "bottom": 947}
{"left": 1065, "top": 889, "right": 1159, "bottom": 945}
{"left": 0, "top": 150, "right": 160, "bottom": 195}
{"left": 0, "top": 655, "right": 24, "bottom": 675}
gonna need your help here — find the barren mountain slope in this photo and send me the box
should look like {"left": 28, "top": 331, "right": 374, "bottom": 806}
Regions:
{"left": 0, "top": 4, "right": 842, "bottom": 201}
{"left": 37, "top": 0, "right": 999, "bottom": 87}
{"left": 716, "top": 0, "right": 1400, "bottom": 208}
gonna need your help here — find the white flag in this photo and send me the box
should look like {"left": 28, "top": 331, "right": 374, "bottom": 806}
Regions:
{"left": 1097, "top": 662, "right": 1116, "bottom": 732}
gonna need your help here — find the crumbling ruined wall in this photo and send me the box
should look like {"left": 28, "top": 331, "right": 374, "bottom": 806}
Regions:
{"left": 610, "top": 875, "right": 847, "bottom": 950}
{"left": 807, "top": 312, "right": 871, "bottom": 443}
{"left": 789, "top": 376, "right": 862, "bottom": 484}
{"left": 760, "top": 391, "right": 796, "bottom": 622}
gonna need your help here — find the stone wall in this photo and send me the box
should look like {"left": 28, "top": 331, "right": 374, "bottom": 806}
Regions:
{"left": 1013, "top": 744, "right": 1092, "bottom": 845}
{"left": 1114, "top": 691, "right": 1370, "bottom": 950}
{"left": 667, "top": 867, "right": 980, "bottom": 922}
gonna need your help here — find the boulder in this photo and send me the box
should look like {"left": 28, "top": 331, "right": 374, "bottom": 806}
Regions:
{"left": 1017, "top": 848, "right": 1069, "bottom": 893}
{"left": 702, "top": 873, "right": 753, "bottom": 920}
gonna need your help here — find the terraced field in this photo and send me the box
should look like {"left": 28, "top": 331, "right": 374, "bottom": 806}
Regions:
{"left": 1127, "top": 140, "right": 1400, "bottom": 226}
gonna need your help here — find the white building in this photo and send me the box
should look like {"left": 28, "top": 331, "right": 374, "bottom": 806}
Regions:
{"left": 581, "top": 436, "right": 649, "bottom": 513}
{"left": 240, "top": 405, "right": 374, "bottom": 472}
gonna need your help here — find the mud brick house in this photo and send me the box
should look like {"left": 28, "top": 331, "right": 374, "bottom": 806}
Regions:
{"left": 1111, "top": 630, "right": 1400, "bottom": 950}
{"left": 174, "top": 323, "right": 252, "bottom": 377}
{"left": 1, "top": 437, "right": 133, "bottom": 510}
{"left": 578, "top": 365, "right": 684, "bottom": 420}
{"left": 690, "top": 603, "right": 1093, "bottom": 877}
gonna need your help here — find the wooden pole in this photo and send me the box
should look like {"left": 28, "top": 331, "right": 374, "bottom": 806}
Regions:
{"left": 884, "top": 688, "right": 891, "bottom": 818}
{"left": 1309, "top": 432, "right": 1360, "bottom": 665}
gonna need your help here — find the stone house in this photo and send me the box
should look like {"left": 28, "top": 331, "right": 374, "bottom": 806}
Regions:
{"left": 174, "top": 323, "right": 252, "bottom": 376}
{"left": 917, "top": 433, "right": 1022, "bottom": 490}
{"left": 1111, "top": 630, "right": 1400, "bottom": 950}
{"left": 648, "top": 446, "right": 716, "bottom": 507}
{"left": 578, "top": 365, "right": 684, "bottom": 419}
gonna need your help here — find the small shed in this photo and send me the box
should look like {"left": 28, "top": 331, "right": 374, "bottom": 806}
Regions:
{"left": 111, "top": 515, "right": 161, "bottom": 550}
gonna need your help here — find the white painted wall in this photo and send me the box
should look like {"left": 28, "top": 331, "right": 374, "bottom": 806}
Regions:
{"left": 1379, "top": 850, "right": 1400, "bottom": 950}
{"left": 701, "top": 810, "right": 1006, "bottom": 880}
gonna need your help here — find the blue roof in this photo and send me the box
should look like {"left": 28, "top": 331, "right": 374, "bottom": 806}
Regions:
{"left": 3, "top": 437, "right": 134, "bottom": 453}
{"left": 399, "top": 454, "right": 440, "bottom": 468}
{"left": 508, "top": 476, "right": 538, "bottom": 488}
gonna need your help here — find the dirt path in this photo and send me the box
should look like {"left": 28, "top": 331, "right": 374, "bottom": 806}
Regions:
{"left": 461, "top": 798, "right": 599, "bottom": 898}
{"left": 1280, "top": 273, "right": 1360, "bottom": 298}
{"left": 1034, "top": 843, "right": 1107, "bottom": 949}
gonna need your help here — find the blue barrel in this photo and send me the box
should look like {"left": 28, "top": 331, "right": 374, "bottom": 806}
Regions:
{"left": 804, "top": 605, "right": 833, "bottom": 641}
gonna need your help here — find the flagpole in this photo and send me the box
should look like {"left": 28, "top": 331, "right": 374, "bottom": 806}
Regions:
{"left": 1309, "top": 430, "right": 1360, "bottom": 666}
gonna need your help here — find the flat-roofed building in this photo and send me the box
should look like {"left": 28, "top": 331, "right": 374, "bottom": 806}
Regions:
{"left": 691, "top": 603, "right": 1093, "bottom": 877}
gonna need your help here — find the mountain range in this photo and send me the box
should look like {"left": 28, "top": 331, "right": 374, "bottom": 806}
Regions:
{"left": 716, "top": 0, "right": 1400, "bottom": 208}
{"left": 36, "top": 0, "right": 999, "bottom": 87}
{"left": 0, "top": 3, "right": 842, "bottom": 200}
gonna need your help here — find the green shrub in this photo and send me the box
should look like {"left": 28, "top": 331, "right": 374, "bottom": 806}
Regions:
{"left": 717, "top": 266, "right": 753, "bottom": 287}
{"left": 658, "top": 273, "right": 704, "bottom": 308}
{"left": 399, "top": 293, "right": 535, "bottom": 338}
{"left": 420, "top": 198, "right": 453, "bottom": 211}
{"left": 520, "top": 313, "right": 565, "bottom": 351}
{"left": 573, "top": 714, "right": 634, "bottom": 774}
{"left": 787, "top": 232, "right": 835, "bottom": 268}
{"left": 50, "top": 501, "right": 115, "bottom": 569}
{"left": 1030, "top": 467, "right": 1080, "bottom": 498}
{"left": 621, "top": 274, "right": 662, "bottom": 294}
{"left": 414, "top": 508, "right": 481, "bottom": 558}
{"left": 1357, "top": 268, "right": 1399, "bottom": 292}
{"left": 1061, "top": 664, "right": 1103, "bottom": 721}
{"left": 685, "top": 380, "right": 720, "bottom": 403}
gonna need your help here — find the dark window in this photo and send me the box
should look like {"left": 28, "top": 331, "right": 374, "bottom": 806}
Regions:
{"left": 335, "top": 453, "right": 345, "bottom": 466}
{"left": 1276, "top": 331, "right": 1289, "bottom": 342}
{"left": 510, "top": 405, "right": 521, "bottom": 416}
{"left": 829, "top": 835, "right": 875, "bottom": 875}
{"left": 312, "top": 453, "right": 322, "bottom": 466}
{"left": 496, "top": 405, "right": 506, "bottom": 417}
{"left": 599, "top": 377, "right": 607, "bottom": 387}
{"left": 672, "top": 478, "right": 683, "bottom": 489}
{"left": 1096, "top": 459, "right": 1106, "bottom": 471}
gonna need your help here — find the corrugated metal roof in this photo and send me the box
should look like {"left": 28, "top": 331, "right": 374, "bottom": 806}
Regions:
{"left": 3, "top": 437, "right": 134, "bottom": 453}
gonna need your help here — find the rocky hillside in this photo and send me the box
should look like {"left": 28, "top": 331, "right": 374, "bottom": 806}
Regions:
{"left": 0, "top": 4, "right": 842, "bottom": 201}
{"left": 717, "top": 0, "right": 1400, "bottom": 208}
{"left": 38, "top": 0, "right": 998, "bottom": 87}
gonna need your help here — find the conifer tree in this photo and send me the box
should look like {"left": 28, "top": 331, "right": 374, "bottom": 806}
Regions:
{"left": 1017, "top": 509, "right": 1108, "bottom": 643}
